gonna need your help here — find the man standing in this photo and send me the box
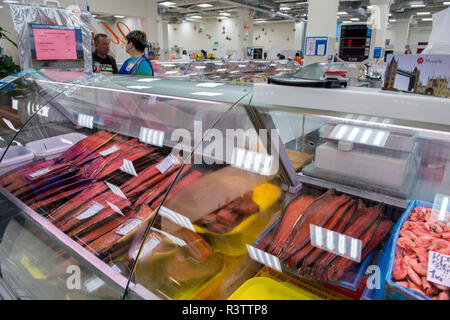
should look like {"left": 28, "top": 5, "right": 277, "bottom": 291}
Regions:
{"left": 118, "top": 30, "right": 153, "bottom": 76}
{"left": 92, "top": 34, "right": 118, "bottom": 74}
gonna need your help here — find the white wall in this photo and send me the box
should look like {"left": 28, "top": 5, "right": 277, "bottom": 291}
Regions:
{"left": 386, "top": 27, "right": 431, "bottom": 50}
{"left": 168, "top": 19, "right": 299, "bottom": 57}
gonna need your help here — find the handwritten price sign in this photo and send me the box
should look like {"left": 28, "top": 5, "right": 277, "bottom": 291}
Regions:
{"left": 427, "top": 251, "right": 450, "bottom": 287}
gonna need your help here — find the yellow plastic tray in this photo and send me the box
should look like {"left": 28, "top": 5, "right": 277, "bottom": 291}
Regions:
{"left": 228, "top": 277, "right": 322, "bottom": 300}
{"left": 193, "top": 183, "right": 282, "bottom": 256}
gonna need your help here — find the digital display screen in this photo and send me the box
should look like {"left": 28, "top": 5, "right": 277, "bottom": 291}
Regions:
{"left": 342, "top": 38, "right": 367, "bottom": 48}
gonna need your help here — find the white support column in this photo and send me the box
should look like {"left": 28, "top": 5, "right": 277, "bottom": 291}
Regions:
{"left": 294, "top": 21, "right": 307, "bottom": 53}
{"left": 304, "top": 0, "right": 339, "bottom": 65}
{"left": 237, "top": 8, "right": 254, "bottom": 59}
{"left": 392, "top": 17, "right": 412, "bottom": 54}
{"left": 369, "top": 0, "right": 391, "bottom": 61}
{"left": 159, "top": 21, "right": 169, "bottom": 60}
{"left": 145, "top": 0, "right": 159, "bottom": 44}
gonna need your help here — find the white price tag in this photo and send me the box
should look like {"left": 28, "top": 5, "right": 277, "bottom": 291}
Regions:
{"left": 12, "top": 99, "right": 18, "bottom": 110}
{"left": 111, "top": 264, "right": 121, "bottom": 273}
{"left": 106, "top": 201, "right": 125, "bottom": 216}
{"left": 2, "top": 118, "right": 19, "bottom": 132}
{"left": 246, "top": 244, "right": 282, "bottom": 272}
{"left": 156, "top": 154, "right": 180, "bottom": 174}
{"left": 84, "top": 276, "right": 105, "bottom": 293}
{"left": 29, "top": 167, "right": 51, "bottom": 178}
{"left": 120, "top": 159, "right": 138, "bottom": 176}
{"left": 116, "top": 218, "right": 142, "bottom": 236}
{"left": 76, "top": 202, "right": 104, "bottom": 220}
{"left": 427, "top": 251, "right": 450, "bottom": 287}
{"left": 99, "top": 145, "right": 120, "bottom": 157}
{"left": 130, "top": 235, "right": 161, "bottom": 260}
{"left": 159, "top": 206, "right": 195, "bottom": 232}
{"left": 105, "top": 181, "right": 127, "bottom": 200}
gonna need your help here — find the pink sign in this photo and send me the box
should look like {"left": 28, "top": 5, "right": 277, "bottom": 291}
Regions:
{"left": 33, "top": 28, "right": 77, "bottom": 60}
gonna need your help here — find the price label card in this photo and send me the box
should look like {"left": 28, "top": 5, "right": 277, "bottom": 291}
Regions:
{"left": 76, "top": 202, "right": 104, "bottom": 220}
{"left": 130, "top": 234, "right": 161, "bottom": 260}
{"left": 84, "top": 276, "right": 105, "bottom": 293}
{"left": 105, "top": 181, "right": 127, "bottom": 200}
{"left": 120, "top": 159, "right": 138, "bottom": 177}
{"left": 2, "top": 118, "right": 19, "bottom": 132}
{"left": 29, "top": 167, "right": 51, "bottom": 178}
{"left": 156, "top": 154, "right": 180, "bottom": 174}
{"left": 116, "top": 218, "right": 142, "bottom": 236}
{"left": 99, "top": 145, "right": 120, "bottom": 157}
{"left": 12, "top": 99, "right": 18, "bottom": 110}
{"left": 427, "top": 251, "right": 450, "bottom": 287}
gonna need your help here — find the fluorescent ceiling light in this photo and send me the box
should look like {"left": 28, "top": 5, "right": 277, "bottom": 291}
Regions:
{"left": 444, "top": 1, "right": 450, "bottom": 5}
{"left": 219, "top": 12, "right": 230, "bottom": 16}
{"left": 410, "top": 4, "right": 425, "bottom": 7}
{"left": 389, "top": 19, "right": 397, "bottom": 22}
{"left": 416, "top": 12, "right": 430, "bottom": 15}
{"left": 350, "top": 18, "right": 360, "bottom": 21}
{"left": 280, "top": 7, "right": 291, "bottom": 11}
{"left": 389, "top": 13, "right": 392, "bottom": 16}
{"left": 338, "top": 11, "right": 348, "bottom": 15}
{"left": 343, "top": 21, "right": 352, "bottom": 23}
{"left": 92, "top": 14, "right": 97, "bottom": 17}
{"left": 114, "top": 15, "right": 125, "bottom": 18}
{"left": 190, "top": 15, "right": 202, "bottom": 19}
{"left": 421, "top": 17, "right": 432, "bottom": 21}
{"left": 3, "top": 1, "right": 19, "bottom": 3}
{"left": 218, "top": 16, "right": 229, "bottom": 20}
{"left": 197, "top": 3, "right": 212, "bottom": 8}
{"left": 160, "top": 1, "right": 176, "bottom": 7}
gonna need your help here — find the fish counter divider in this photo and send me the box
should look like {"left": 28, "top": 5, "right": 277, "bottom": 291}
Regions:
{"left": 0, "top": 186, "right": 160, "bottom": 300}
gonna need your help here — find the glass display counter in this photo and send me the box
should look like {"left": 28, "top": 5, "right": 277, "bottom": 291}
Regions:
{"left": 0, "top": 69, "right": 448, "bottom": 300}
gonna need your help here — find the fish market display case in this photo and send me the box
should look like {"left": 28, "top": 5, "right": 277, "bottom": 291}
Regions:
{"left": 0, "top": 70, "right": 449, "bottom": 300}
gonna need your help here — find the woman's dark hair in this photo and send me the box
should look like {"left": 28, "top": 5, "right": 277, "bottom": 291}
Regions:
{"left": 126, "top": 30, "right": 147, "bottom": 52}
{"left": 295, "top": 52, "right": 300, "bottom": 57}
{"left": 183, "top": 50, "right": 187, "bottom": 54}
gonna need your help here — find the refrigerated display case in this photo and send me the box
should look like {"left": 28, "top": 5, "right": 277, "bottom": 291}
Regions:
{"left": 152, "top": 60, "right": 301, "bottom": 84}
{"left": 0, "top": 70, "right": 449, "bottom": 300}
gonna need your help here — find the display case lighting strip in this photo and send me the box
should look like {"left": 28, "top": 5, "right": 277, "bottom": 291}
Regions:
{"left": 310, "top": 224, "right": 362, "bottom": 263}
{"left": 139, "top": 127, "right": 165, "bottom": 147}
{"left": 432, "top": 193, "right": 450, "bottom": 223}
{"left": 159, "top": 206, "right": 195, "bottom": 232}
{"left": 246, "top": 244, "right": 282, "bottom": 272}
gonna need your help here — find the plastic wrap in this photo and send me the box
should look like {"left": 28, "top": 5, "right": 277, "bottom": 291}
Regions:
{"left": 422, "top": 7, "right": 450, "bottom": 55}
{"left": 9, "top": 3, "right": 92, "bottom": 73}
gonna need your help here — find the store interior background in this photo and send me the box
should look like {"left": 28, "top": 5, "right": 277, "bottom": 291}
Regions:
{"left": 0, "top": 0, "right": 446, "bottom": 66}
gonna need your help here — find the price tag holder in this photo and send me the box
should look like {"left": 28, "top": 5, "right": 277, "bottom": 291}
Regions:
{"left": 427, "top": 251, "right": 450, "bottom": 287}
{"left": 159, "top": 206, "right": 195, "bottom": 232}
{"left": 156, "top": 154, "right": 180, "bottom": 174}
{"left": 246, "top": 244, "right": 282, "bottom": 272}
{"left": 310, "top": 224, "right": 362, "bottom": 263}
{"left": 106, "top": 201, "right": 125, "bottom": 216}
{"left": 431, "top": 193, "right": 450, "bottom": 223}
